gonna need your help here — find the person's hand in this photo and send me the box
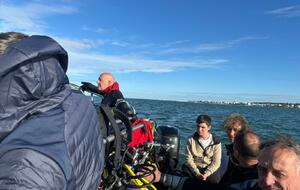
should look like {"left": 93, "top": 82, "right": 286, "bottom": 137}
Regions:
{"left": 195, "top": 173, "right": 208, "bottom": 181}
{"left": 80, "top": 82, "right": 96, "bottom": 92}
{"left": 201, "top": 173, "right": 208, "bottom": 181}
{"left": 143, "top": 165, "right": 161, "bottom": 183}
{"left": 196, "top": 174, "right": 204, "bottom": 180}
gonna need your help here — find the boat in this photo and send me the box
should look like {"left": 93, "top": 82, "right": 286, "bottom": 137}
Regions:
{"left": 70, "top": 83, "right": 181, "bottom": 190}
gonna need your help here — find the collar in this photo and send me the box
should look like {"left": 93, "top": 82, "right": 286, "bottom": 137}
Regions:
{"left": 103, "top": 82, "right": 120, "bottom": 93}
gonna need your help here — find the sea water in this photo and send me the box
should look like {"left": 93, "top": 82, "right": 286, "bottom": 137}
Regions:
{"left": 128, "top": 98, "right": 300, "bottom": 163}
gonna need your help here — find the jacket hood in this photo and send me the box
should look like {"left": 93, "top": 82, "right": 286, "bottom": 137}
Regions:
{"left": 0, "top": 35, "right": 68, "bottom": 76}
{"left": 0, "top": 35, "right": 71, "bottom": 141}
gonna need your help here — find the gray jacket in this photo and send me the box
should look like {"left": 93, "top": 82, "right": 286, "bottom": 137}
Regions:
{"left": 0, "top": 35, "right": 104, "bottom": 189}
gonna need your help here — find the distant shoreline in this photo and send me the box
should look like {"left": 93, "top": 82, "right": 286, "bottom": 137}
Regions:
{"left": 188, "top": 100, "right": 300, "bottom": 109}
{"left": 126, "top": 97, "right": 300, "bottom": 109}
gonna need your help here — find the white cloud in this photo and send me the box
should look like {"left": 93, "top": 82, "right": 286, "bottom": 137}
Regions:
{"left": 81, "top": 25, "right": 106, "bottom": 33}
{"left": 0, "top": 1, "right": 229, "bottom": 77}
{"left": 56, "top": 38, "right": 94, "bottom": 50}
{"left": 162, "top": 36, "right": 269, "bottom": 54}
{"left": 0, "top": 2, "right": 77, "bottom": 33}
{"left": 54, "top": 37, "right": 109, "bottom": 51}
{"left": 162, "top": 40, "right": 190, "bottom": 48}
{"left": 66, "top": 50, "right": 228, "bottom": 76}
{"left": 266, "top": 5, "right": 300, "bottom": 18}
{"left": 111, "top": 41, "right": 130, "bottom": 47}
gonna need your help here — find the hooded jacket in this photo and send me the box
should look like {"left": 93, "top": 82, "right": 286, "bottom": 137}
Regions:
{"left": 0, "top": 35, "right": 104, "bottom": 189}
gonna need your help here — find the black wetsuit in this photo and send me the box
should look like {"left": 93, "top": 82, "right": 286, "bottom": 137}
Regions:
{"left": 101, "top": 89, "right": 124, "bottom": 107}
{"left": 80, "top": 82, "right": 124, "bottom": 107}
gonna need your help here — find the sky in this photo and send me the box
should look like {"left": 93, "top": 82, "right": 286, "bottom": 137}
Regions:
{"left": 1, "top": 0, "right": 299, "bottom": 103}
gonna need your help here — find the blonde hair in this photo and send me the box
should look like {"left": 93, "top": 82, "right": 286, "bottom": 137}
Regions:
{"left": 223, "top": 113, "right": 250, "bottom": 131}
{"left": 0, "top": 32, "right": 28, "bottom": 55}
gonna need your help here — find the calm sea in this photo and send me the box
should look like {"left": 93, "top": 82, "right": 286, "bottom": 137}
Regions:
{"left": 127, "top": 98, "right": 300, "bottom": 160}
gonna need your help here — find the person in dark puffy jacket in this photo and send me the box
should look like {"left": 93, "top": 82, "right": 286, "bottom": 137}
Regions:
{"left": 0, "top": 32, "right": 104, "bottom": 189}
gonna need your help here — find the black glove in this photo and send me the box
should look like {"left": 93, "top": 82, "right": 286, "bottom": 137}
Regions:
{"left": 80, "top": 82, "right": 96, "bottom": 91}
{"left": 80, "top": 82, "right": 104, "bottom": 95}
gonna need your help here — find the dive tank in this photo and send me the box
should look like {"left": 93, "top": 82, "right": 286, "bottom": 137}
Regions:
{"left": 155, "top": 125, "right": 180, "bottom": 173}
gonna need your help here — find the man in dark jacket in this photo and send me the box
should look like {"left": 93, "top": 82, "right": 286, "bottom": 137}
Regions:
{"left": 81, "top": 72, "right": 124, "bottom": 107}
{"left": 97, "top": 72, "right": 124, "bottom": 107}
{"left": 0, "top": 32, "right": 104, "bottom": 189}
{"left": 219, "top": 130, "right": 260, "bottom": 189}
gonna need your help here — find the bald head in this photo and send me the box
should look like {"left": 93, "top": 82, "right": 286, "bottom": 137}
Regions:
{"left": 234, "top": 131, "right": 260, "bottom": 161}
{"left": 97, "top": 72, "right": 116, "bottom": 90}
{"left": 100, "top": 72, "right": 115, "bottom": 81}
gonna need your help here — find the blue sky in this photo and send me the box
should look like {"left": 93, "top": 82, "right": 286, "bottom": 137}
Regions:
{"left": 1, "top": 0, "right": 299, "bottom": 103}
